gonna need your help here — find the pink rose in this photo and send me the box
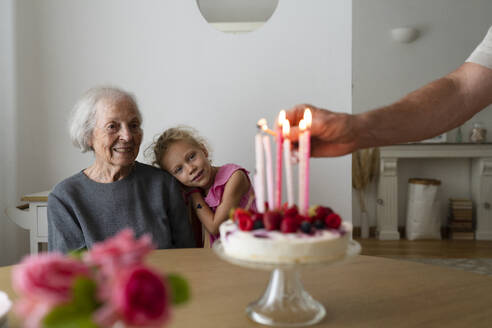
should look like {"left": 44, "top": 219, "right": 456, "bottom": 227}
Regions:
{"left": 84, "top": 229, "right": 154, "bottom": 277}
{"left": 13, "top": 253, "right": 89, "bottom": 302}
{"left": 107, "top": 265, "right": 170, "bottom": 327}
{"left": 14, "top": 297, "right": 54, "bottom": 328}
{"left": 12, "top": 253, "right": 90, "bottom": 328}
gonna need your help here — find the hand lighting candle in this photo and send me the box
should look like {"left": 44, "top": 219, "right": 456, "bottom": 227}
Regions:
{"left": 275, "top": 111, "right": 286, "bottom": 209}
{"left": 282, "top": 119, "right": 294, "bottom": 207}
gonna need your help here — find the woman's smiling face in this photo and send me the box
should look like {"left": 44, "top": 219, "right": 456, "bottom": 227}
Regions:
{"left": 161, "top": 140, "right": 213, "bottom": 189}
{"left": 90, "top": 97, "right": 143, "bottom": 168}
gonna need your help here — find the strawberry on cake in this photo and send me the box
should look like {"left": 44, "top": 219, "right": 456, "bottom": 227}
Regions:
{"left": 219, "top": 205, "right": 352, "bottom": 264}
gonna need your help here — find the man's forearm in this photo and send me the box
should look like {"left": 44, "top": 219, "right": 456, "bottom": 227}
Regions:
{"left": 354, "top": 63, "right": 492, "bottom": 149}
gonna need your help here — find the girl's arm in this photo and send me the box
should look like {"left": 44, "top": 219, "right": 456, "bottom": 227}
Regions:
{"left": 190, "top": 170, "right": 251, "bottom": 235}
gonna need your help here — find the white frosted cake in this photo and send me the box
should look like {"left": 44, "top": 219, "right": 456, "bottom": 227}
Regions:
{"left": 219, "top": 206, "right": 352, "bottom": 264}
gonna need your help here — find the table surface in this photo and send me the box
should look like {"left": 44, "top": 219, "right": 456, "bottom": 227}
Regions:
{"left": 2, "top": 248, "right": 492, "bottom": 327}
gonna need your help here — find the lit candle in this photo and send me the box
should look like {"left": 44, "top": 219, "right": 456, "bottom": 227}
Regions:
{"left": 263, "top": 134, "right": 275, "bottom": 210}
{"left": 255, "top": 132, "right": 265, "bottom": 213}
{"left": 298, "top": 119, "right": 306, "bottom": 214}
{"left": 257, "top": 118, "right": 277, "bottom": 137}
{"left": 303, "top": 108, "right": 312, "bottom": 216}
{"left": 275, "top": 111, "right": 285, "bottom": 209}
{"left": 283, "top": 119, "right": 294, "bottom": 207}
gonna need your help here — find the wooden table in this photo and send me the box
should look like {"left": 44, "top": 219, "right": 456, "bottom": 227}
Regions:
{"left": 2, "top": 249, "right": 492, "bottom": 327}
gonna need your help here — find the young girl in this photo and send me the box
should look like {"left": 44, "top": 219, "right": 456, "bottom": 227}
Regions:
{"left": 149, "top": 126, "right": 255, "bottom": 247}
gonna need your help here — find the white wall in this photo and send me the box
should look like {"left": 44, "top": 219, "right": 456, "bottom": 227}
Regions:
{"left": 0, "top": 0, "right": 29, "bottom": 265}
{"left": 3, "top": 0, "right": 352, "bottom": 263}
{"left": 352, "top": 0, "right": 492, "bottom": 229}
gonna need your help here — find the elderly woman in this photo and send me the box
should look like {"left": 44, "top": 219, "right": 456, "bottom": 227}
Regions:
{"left": 48, "top": 86, "right": 196, "bottom": 252}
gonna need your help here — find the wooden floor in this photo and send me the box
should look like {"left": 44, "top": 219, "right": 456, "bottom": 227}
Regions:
{"left": 355, "top": 238, "right": 492, "bottom": 259}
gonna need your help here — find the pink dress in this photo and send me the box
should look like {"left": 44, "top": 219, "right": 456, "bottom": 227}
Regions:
{"left": 204, "top": 163, "right": 256, "bottom": 245}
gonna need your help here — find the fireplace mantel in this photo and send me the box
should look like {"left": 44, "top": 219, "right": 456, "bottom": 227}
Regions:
{"left": 377, "top": 143, "right": 492, "bottom": 240}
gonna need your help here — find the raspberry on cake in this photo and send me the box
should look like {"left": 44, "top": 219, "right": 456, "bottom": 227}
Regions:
{"left": 219, "top": 205, "right": 352, "bottom": 264}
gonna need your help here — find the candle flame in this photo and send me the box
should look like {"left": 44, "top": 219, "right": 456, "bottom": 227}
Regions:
{"left": 282, "top": 119, "right": 290, "bottom": 137}
{"left": 257, "top": 118, "right": 267, "bottom": 130}
{"left": 299, "top": 119, "right": 306, "bottom": 131}
{"left": 304, "top": 108, "right": 312, "bottom": 128}
{"left": 257, "top": 118, "right": 277, "bottom": 136}
{"left": 278, "top": 110, "right": 286, "bottom": 127}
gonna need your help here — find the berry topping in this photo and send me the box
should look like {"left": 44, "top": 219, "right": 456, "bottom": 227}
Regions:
{"left": 264, "top": 211, "right": 283, "bottom": 231}
{"left": 252, "top": 212, "right": 264, "bottom": 222}
{"left": 284, "top": 205, "right": 299, "bottom": 218}
{"left": 300, "top": 221, "right": 312, "bottom": 234}
{"left": 314, "top": 206, "right": 333, "bottom": 221}
{"left": 238, "top": 216, "right": 254, "bottom": 231}
{"left": 233, "top": 208, "right": 251, "bottom": 222}
{"left": 252, "top": 219, "right": 265, "bottom": 230}
{"left": 313, "top": 219, "right": 325, "bottom": 230}
{"left": 295, "top": 214, "right": 311, "bottom": 224}
{"left": 325, "top": 213, "right": 342, "bottom": 229}
{"left": 308, "top": 205, "right": 318, "bottom": 217}
{"left": 280, "top": 217, "right": 299, "bottom": 233}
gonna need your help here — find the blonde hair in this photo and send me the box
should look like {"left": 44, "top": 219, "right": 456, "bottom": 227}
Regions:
{"left": 146, "top": 125, "right": 212, "bottom": 168}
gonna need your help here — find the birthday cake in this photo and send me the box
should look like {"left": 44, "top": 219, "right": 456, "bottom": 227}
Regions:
{"left": 219, "top": 205, "right": 352, "bottom": 264}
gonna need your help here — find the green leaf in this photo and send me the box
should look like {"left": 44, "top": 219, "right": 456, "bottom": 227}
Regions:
{"left": 167, "top": 273, "right": 190, "bottom": 305}
{"left": 43, "top": 316, "right": 99, "bottom": 328}
{"left": 43, "top": 277, "right": 101, "bottom": 328}
{"left": 68, "top": 247, "right": 87, "bottom": 260}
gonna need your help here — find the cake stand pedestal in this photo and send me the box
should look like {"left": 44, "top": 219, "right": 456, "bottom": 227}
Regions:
{"left": 213, "top": 240, "right": 361, "bottom": 327}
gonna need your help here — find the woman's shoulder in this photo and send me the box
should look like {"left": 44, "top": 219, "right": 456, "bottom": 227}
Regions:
{"left": 133, "top": 162, "right": 181, "bottom": 193}
{"left": 52, "top": 171, "right": 86, "bottom": 193}
{"left": 52, "top": 163, "right": 172, "bottom": 194}
{"left": 134, "top": 161, "right": 173, "bottom": 180}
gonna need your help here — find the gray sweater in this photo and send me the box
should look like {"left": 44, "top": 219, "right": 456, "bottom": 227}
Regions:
{"left": 48, "top": 162, "right": 195, "bottom": 252}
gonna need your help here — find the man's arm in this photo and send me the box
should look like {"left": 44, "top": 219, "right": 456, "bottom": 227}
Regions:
{"left": 286, "top": 62, "right": 492, "bottom": 157}
{"left": 355, "top": 62, "right": 492, "bottom": 149}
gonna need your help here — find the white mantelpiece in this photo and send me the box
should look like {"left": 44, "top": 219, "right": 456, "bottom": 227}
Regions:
{"left": 377, "top": 144, "right": 492, "bottom": 240}
{"left": 6, "top": 191, "right": 50, "bottom": 253}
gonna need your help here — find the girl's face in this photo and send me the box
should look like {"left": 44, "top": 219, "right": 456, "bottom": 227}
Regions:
{"left": 161, "top": 140, "right": 213, "bottom": 189}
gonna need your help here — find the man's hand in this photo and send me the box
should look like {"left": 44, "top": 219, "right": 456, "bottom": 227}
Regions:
{"left": 285, "top": 104, "right": 359, "bottom": 157}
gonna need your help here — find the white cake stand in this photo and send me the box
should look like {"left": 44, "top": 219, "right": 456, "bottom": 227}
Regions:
{"left": 213, "top": 240, "right": 361, "bottom": 327}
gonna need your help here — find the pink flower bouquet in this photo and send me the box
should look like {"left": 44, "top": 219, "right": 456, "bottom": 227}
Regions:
{"left": 12, "top": 229, "right": 190, "bottom": 328}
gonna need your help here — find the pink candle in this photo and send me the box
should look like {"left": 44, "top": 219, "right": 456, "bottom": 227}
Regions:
{"left": 303, "top": 109, "right": 312, "bottom": 215}
{"left": 283, "top": 120, "right": 294, "bottom": 206}
{"left": 263, "top": 134, "right": 274, "bottom": 210}
{"left": 275, "top": 111, "right": 286, "bottom": 209}
{"left": 298, "top": 119, "right": 306, "bottom": 214}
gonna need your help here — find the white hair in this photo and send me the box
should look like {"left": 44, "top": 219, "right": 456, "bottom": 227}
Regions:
{"left": 69, "top": 86, "right": 142, "bottom": 152}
